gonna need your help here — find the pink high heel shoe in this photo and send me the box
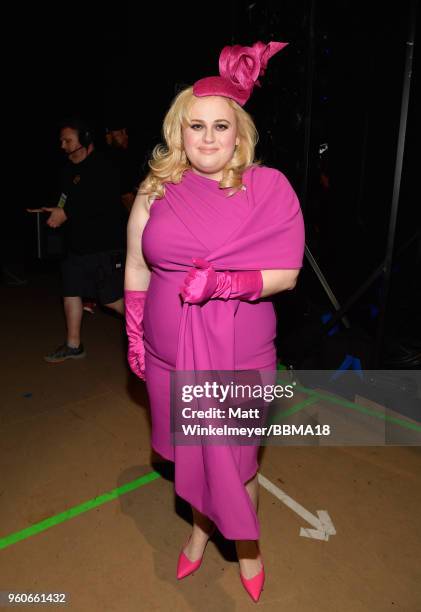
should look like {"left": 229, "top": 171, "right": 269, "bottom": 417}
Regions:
{"left": 240, "top": 556, "right": 265, "bottom": 603}
{"left": 176, "top": 527, "right": 215, "bottom": 580}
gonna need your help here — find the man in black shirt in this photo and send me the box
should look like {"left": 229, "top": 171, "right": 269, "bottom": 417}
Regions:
{"left": 105, "top": 124, "right": 140, "bottom": 213}
{"left": 40, "top": 119, "right": 126, "bottom": 362}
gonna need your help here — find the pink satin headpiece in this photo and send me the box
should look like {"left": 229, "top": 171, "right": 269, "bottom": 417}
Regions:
{"left": 193, "top": 41, "right": 288, "bottom": 107}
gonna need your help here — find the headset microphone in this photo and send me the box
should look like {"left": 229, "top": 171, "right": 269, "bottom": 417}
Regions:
{"left": 66, "top": 144, "right": 85, "bottom": 156}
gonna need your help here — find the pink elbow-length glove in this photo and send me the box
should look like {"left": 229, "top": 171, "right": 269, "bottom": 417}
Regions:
{"left": 180, "top": 258, "right": 263, "bottom": 304}
{"left": 125, "top": 290, "right": 147, "bottom": 380}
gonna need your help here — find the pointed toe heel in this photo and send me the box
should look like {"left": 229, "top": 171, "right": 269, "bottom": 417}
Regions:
{"left": 240, "top": 559, "right": 265, "bottom": 602}
{"left": 177, "top": 545, "right": 203, "bottom": 580}
{"left": 176, "top": 526, "right": 215, "bottom": 580}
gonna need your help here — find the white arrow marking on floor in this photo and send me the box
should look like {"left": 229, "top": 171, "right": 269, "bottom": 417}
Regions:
{"left": 258, "top": 474, "right": 336, "bottom": 541}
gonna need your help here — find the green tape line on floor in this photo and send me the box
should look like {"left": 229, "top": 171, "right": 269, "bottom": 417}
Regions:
{"left": 0, "top": 471, "right": 161, "bottom": 550}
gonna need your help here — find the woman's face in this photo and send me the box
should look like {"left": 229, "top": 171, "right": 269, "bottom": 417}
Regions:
{"left": 182, "top": 96, "right": 239, "bottom": 181}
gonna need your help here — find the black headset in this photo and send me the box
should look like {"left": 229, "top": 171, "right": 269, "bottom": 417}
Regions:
{"left": 76, "top": 122, "right": 93, "bottom": 148}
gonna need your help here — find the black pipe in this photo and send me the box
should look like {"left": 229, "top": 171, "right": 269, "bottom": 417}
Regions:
{"left": 373, "top": 0, "right": 417, "bottom": 367}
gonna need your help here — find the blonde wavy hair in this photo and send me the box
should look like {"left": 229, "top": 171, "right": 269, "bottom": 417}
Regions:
{"left": 140, "top": 86, "right": 259, "bottom": 200}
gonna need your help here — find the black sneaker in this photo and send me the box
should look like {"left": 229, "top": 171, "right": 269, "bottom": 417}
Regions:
{"left": 44, "top": 343, "right": 86, "bottom": 363}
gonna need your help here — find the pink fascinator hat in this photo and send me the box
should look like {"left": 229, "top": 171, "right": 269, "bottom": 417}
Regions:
{"left": 193, "top": 41, "right": 288, "bottom": 107}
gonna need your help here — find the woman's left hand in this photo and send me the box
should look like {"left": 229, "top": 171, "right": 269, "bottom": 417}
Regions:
{"left": 180, "top": 258, "right": 218, "bottom": 304}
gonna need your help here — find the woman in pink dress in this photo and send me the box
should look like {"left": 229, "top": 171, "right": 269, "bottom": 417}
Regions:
{"left": 124, "top": 41, "right": 305, "bottom": 603}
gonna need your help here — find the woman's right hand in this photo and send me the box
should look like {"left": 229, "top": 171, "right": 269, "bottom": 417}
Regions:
{"left": 125, "top": 290, "right": 148, "bottom": 381}
{"left": 127, "top": 340, "right": 146, "bottom": 380}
